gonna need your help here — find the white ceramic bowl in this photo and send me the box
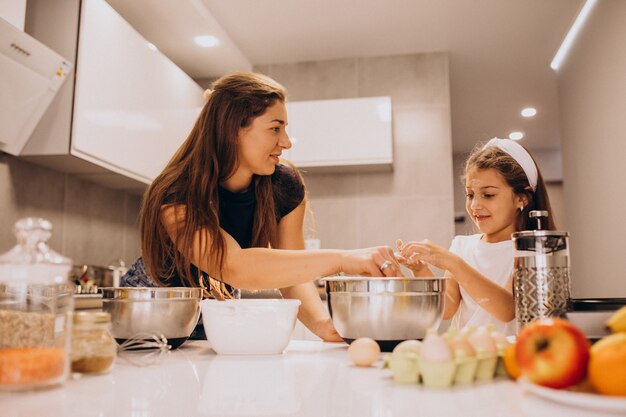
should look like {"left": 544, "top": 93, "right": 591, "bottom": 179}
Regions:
{"left": 200, "top": 299, "right": 301, "bottom": 355}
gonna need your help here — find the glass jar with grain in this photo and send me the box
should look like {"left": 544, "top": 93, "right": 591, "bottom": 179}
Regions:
{"left": 0, "top": 218, "right": 73, "bottom": 391}
{"left": 71, "top": 311, "right": 116, "bottom": 374}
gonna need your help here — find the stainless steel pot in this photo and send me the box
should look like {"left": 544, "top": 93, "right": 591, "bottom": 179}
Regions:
{"left": 71, "top": 262, "right": 128, "bottom": 294}
{"left": 101, "top": 287, "right": 202, "bottom": 349}
{"left": 323, "top": 276, "right": 446, "bottom": 351}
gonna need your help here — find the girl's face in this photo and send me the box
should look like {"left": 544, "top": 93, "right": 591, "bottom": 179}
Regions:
{"left": 465, "top": 168, "right": 526, "bottom": 243}
{"left": 236, "top": 100, "right": 291, "bottom": 178}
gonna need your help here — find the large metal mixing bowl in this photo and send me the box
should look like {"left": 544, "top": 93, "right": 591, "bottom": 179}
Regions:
{"left": 324, "top": 276, "right": 446, "bottom": 351}
{"left": 101, "top": 287, "right": 202, "bottom": 349}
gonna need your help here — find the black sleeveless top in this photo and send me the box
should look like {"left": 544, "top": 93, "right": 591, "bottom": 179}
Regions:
{"left": 218, "top": 163, "right": 305, "bottom": 249}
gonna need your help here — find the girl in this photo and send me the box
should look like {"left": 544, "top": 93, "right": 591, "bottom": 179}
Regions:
{"left": 396, "top": 138, "right": 555, "bottom": 335}
{"left": 122, "top": 72, "right": 402, "bottom": 342}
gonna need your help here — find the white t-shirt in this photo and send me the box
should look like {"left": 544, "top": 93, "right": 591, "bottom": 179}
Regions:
{"left": 448, "top": 234, "right": 516, "bottom": 335}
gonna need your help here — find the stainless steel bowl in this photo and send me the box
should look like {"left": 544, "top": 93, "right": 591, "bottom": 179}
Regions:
{"left": 324, "top": 276, "right": 446, "bottom": 351}
{"left": 101, "top": 287, "right": 202, "bottom": 349}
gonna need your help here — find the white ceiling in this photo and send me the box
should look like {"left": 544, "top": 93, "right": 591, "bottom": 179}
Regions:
{"left": 107, "top": 0, "right": 585, "bottom": 153}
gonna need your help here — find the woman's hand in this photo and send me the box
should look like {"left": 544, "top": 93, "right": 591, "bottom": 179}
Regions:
{"left": 309, "top": 317, "right": 344, "bottom": 342}
{"left": 396, "top": 239, "right": 462, "bottom": 273}
{"left": 339, "top": 246, "right": 403, "bottom": 277}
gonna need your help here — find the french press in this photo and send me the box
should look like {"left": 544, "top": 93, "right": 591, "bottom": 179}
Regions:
{"left": 512, "top": 210, "right": 571, "bottom": 331}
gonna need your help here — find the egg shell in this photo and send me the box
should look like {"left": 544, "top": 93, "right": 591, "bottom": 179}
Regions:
{"left": 468, "top": 328, "right": 497, "bottom": 355}
{"left": 348, "top": 337, "right": 381, "bottom": 367}
{"left": 420, "top": 332, "right": 453, "bottom": 362}
{"left": 450, "top": 334, "right": 476, "bottom": 358}
{"left": 490, "top": 331, "right": 509, "bottom": 349}
{"left": 392, "top": 339, "right": 422, "bottom": 354}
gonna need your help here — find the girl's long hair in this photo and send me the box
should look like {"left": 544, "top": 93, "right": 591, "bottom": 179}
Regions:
{"left": 140, "top": 72, "right": 287, "bottom": 292}
{"left": 463, "top": 144, "right": 556, "bottom": 231}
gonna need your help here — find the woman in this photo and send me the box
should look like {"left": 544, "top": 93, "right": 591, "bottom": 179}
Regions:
{"left": 397, "top": 138, "right": 555, "bottom": 335}
{"left": 123, "top": 72, "right": 401, "bottom": 341}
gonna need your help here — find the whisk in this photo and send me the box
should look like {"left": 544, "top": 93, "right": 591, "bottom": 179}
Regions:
{"left": 117, "top": 332, "right": 171, "bottom": 367}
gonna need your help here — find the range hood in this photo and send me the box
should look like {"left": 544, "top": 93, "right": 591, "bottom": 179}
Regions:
{"left": 0, "top": 17, "right": 72, "bottom": 156}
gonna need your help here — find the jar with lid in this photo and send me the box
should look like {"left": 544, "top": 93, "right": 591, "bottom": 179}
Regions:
{"left": 71, "top": 311, "right": 117, "bottom": 374}
{"left": 0, "top": 218, "right": 74, "bottom": 390}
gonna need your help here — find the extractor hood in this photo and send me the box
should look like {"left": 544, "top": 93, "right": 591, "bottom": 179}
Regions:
{"left": 0, "top": 17, "right": 72, "bottom": 155}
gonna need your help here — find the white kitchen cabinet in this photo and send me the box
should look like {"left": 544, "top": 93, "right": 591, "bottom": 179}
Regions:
{"left": 284, "top": 96, "right": 393, "bottom": 172}
{"left": 20, "top": 0, "right": 203, "bottom": 187}
{"left": 0, "top": 0, "right": 26, "bottom": 30}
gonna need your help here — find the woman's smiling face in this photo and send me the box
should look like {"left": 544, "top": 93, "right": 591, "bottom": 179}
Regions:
{"left": 236, "top": 100, "right": 291, "bottom": 177}
{"left": 465, "top": 167, "right": 526, "bottom": 242}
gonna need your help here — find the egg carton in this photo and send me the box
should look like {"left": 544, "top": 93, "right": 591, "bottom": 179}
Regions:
{"left": 382, "top": 326, "right": 510, "bottom": 388}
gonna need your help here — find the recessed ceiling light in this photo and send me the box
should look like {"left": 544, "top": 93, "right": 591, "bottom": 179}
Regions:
{"left": 509, "top": 131, "right": 524, "bottom": 140}
{"left": 521, "top": 107, "right": 537, "bottom": 117}
{"left": 194, "top": 35, "right": 220, "bottom": 48}
{"left": 147, "top": 42, "right": 158, "bottom": 52}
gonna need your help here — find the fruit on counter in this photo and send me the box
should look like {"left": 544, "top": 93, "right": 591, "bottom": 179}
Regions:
{"left": 606, "top": 305, "right": 626, "bottom": 333}
{"left": 588, "top": 332, "right": 626, "bottom": 396}
{"left": 348, "top": 337, "right": 380, "bottom": 367}
{"left": 502, "top": 344, "right": 521, "bottom": 380}
{"left": 516, "top": 318, "right": 590, "bottom": 389}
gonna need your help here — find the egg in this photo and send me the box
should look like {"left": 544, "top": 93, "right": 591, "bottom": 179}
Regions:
{"left": 490, "top": 330, "right": 509, "bottom": 349}
{"left": 392, "top": 339, "right": 422, "bottom": 354}
{"left": 420, "top": 331, "right": 453, "bottom": 362}
{"left": 450, "top": 334, "right": 476, "bottom": 358}
{"left": 348, "top": 337, "right": 381, "bottom": 367}
{"left": 468, "top": 327, "right": 497, "bottom": 355}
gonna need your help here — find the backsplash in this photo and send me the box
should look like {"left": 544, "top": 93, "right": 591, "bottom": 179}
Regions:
{"left": 252, "top": 52, "right": 455, "bottom": 250}
{"left": 0, "top": 154, "right": 142, "bottom": 267}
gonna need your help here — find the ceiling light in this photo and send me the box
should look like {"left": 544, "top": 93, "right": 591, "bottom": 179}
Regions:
{"left": 194, "top": 35, "right": 220, "bottom": 48}
{"left": 551, "top": 0, "right": 598, "bottom": 71}
{"left": 509, "top": 131, "right": 524, "bottom": 141}
{"left": 147, "top": 42, "right": 158, "bottom": 52}
{"left": 521, "top": 107, "right": 537, "bottom": 117}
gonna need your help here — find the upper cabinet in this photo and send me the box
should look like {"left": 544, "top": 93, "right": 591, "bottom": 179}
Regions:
{"left": 284, "top": 96, "right": 393, "bottom": 172}
{"left": 21, "top": 0, "right": 203, "bottom": 187}
{"left": 0, "top": 0, "right": 26, "bottom": 30}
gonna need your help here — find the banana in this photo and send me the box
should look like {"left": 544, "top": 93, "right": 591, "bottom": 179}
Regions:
{"left": 606, "top": 305, "right": 626, "bottom": 333}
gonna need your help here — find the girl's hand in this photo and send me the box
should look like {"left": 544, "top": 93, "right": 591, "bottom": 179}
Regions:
{"left": 395, "top": 239, "right": 433, "bottom": 276}
{"left": 309, "top": 318, "right": 344, "bottom": 342}
{"left": 339, "top": 246, "right": 403, "bottom": 277}
{"left": 396, "top": 239, "right": 461, "bottom": 273}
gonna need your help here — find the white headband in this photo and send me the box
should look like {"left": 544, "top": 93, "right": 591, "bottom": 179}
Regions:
{"left": 483, "top": 138, "right": 538, "bottom": 191}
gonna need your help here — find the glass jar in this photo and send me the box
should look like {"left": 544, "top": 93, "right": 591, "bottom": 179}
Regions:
{"left": 71, "top": 311, "right": 117, "bottom": 374}
{"left": 0, "top": 218, "right": 73, "bottom": 391}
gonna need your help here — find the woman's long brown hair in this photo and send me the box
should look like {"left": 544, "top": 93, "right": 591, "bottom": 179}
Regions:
{"left": 140, "top": 72, "right": 287, "bottom": 292}
{"left": 463, "top": 143, "right": 556, "bottom": 231}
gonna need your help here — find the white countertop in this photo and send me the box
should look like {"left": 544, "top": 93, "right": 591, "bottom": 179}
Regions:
{"left": 2, "top": 340, "right": 619, "bottom": 417}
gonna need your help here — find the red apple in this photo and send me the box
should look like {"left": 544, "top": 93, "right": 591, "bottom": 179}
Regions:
{"left": 515, "top": 318, "right": 590, "bottom": 389}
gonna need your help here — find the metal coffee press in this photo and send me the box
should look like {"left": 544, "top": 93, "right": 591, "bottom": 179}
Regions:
{"left": 512, "top": 210, "right": 571, "bottom": 331}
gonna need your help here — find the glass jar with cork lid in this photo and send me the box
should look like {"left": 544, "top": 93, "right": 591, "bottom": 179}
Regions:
{"left": 71, "top": 311, "right": 117, "bottom": 374}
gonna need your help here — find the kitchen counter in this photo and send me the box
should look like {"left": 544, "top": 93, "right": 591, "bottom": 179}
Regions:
{"left": 2, "top": 340, "right": 618, "bottom": 417}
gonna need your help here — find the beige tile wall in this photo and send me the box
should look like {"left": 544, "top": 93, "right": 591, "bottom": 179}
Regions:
{"left": 256, "top": 52, "right": 455, "bottom": 250}
{"left": 0, "top": 154, "right": 142, "bottom": 267}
